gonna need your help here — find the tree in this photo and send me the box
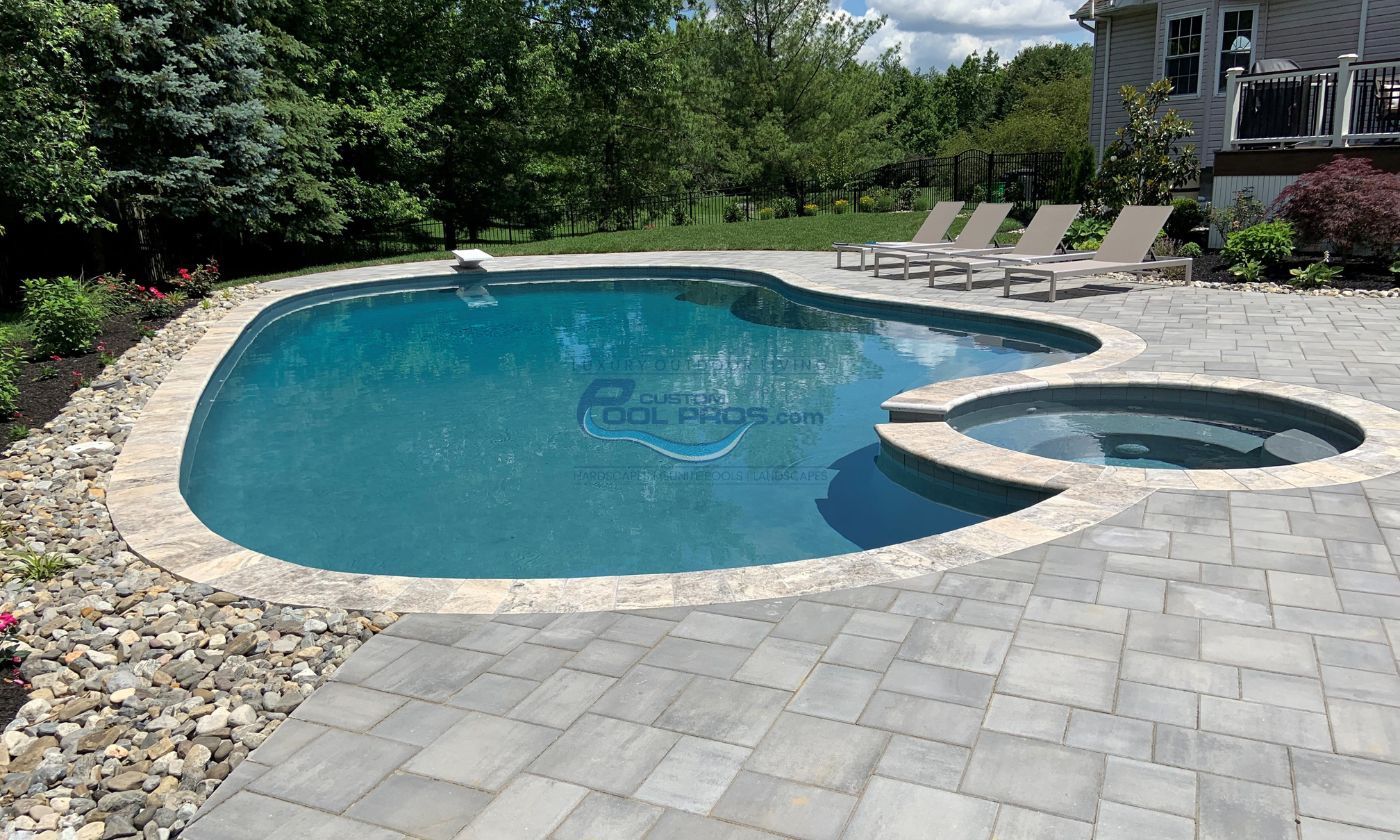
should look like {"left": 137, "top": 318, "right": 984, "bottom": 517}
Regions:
{"left": 0, "top": 0, "right": 115, "bottom": 235}
{"left": 95, "top": 0, "right": 281, "bottom": 274}
{"left": 1275, "top": 155, "right": 1400, "bottom": 258}
{"left": 690, "top": 0, "right": 892, "bottom": 189}
{"left": 1087, "top": 79, "right": 1198, "bottom": 214}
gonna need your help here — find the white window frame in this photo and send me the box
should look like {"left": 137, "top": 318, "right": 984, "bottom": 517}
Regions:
{"left": 1162, "top": 9, "right": 1206, "bottom": 99}
{"left": 1216, "top": 5, "right": 1259, "bottom": 94}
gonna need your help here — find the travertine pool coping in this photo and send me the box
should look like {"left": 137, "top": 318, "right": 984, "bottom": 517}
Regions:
{"left": 106, "top": 255, "right": 1400, "bottom": 613}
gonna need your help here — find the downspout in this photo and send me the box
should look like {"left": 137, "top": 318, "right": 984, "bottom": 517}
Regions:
{"left": 1358, "top": 0, "right": 1370, "bottom": 58}
{"left": 1097, "top": 18, "right": 1113, "bottom": 160}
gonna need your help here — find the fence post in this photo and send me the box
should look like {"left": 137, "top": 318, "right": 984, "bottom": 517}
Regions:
{"left": 1333, "top": 53, "right": 1359, "bottom": 147}
{"left": 1222, "top": 67, "right": 1245, "bottom": 150}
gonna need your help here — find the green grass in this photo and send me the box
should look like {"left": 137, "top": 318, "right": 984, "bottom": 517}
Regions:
{"left": 225, "top": 211, "right": 1025, "bottom": 287}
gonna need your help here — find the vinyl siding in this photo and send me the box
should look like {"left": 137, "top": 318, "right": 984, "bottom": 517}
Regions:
{"left": 1263, "top": 0, "right": 1362, "bottom": 67}
{"left": 1089, "top": 8, "right": 1161, "bottom": 158}
{"left": 1364, "top": 0, "right": 1400, "bottom": 58}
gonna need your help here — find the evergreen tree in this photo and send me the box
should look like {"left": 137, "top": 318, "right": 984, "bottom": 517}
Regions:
{"left": 95, "top": 0, "right": 280, "bottom": 272}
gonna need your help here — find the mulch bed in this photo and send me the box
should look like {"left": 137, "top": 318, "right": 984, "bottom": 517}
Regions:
{"left": 0, "top": 675, "right": 25, "bottom": 728}
{"left": 1193, "top": 253, "right": 1400, "bottom": 290}
{"left": 7, "top": 306, "right": 192, "bottom": 438}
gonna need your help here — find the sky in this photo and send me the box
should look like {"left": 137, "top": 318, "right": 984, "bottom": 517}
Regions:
{"left": 839, "top": 0, "right": 1092, "bottom": 72}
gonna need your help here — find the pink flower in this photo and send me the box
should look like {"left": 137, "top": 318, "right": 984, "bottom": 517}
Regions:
{"left": 49, "top": 355, "right": 62, "bottom": 362}
{"left": 0, "top": 613, "right": 16, "bottom": 631}
{"left": 178, "top": 268, "right": 191, "bottom": 280}
{"left": 150, "top": 288, "right": 166, "bottom": 300}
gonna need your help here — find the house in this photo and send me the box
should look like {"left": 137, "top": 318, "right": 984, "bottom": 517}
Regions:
{"left": 1074, "top": 0, "right": 1400, "bottom": 215}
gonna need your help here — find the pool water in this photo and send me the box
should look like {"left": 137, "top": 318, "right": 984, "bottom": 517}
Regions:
{"left": 952, "top": 392, "right": 1362, "bottom": 470}
{"left": 182, "top": 272, "right": 1088, "bottom": 578}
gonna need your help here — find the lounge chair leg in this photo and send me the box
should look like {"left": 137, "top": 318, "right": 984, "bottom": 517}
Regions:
{"left": 860, "top": 251, "right": 866, "bottom": 271}
{"left": 1003, "top": 271, "right": 1012, "bottom": 298}
{"left": 873, "top": 254, "right": 880, "bottom": 273}
{"left": 1184, "top": 261, "right": 1192, "bottom": 281}
{"left": 1048, "top": 277, "right": 1057, "bottom": 303}
{"left": 964, "top": 266, "right": 972, "bottom": 291}
{"left": 836, "top": 251, "right": 842, "bottom": 269}
{"left": 904, "top": 260, "right": 910, "bottom": 282}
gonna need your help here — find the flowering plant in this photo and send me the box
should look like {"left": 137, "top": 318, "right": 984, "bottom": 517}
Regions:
{"left": 137, "top": 285, "right": 183, "bottom": 320}
{"left": 167, "top": 259, "right": 219, "bottom": 298}
{"left": 0, "top": 612, "right": 23, "bottom": 670}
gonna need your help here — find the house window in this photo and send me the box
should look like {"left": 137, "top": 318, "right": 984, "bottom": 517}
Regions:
{"left": 1164, "top": 14, "right": 1203, "bottom": 96}
{"left": 1218, "top": 8, "right": 1256, "bottom": 92}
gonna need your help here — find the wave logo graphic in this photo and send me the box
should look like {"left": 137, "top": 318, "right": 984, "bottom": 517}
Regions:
{"left": 577, "top": 378, "right": 753, "bottom": 463}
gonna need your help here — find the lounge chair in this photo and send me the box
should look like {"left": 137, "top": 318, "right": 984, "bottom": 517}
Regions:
{"left": 833, "top": 201, "right": 962, "bottom": 269}
{"left": 918, "top": 204, "right": 1086, "bottom": 290}
{"left": 1002, "top": 205, "right": 1192, "bottom": 302}
{"left": 870, "top": 203, "right": 1014, "bottom": 280}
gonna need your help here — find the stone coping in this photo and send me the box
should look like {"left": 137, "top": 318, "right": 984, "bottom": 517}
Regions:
{"left": 105, "top": 252, "right": 1388, "bottom": 614}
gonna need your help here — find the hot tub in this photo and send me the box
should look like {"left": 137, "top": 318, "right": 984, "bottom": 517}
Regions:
{"left": 948, "top": 384, "right": 1364, "bottom": 470}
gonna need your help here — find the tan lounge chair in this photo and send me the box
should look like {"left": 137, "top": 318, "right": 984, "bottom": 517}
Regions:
{"left": 833, "top": 201, "right": 962, "bottom": 269}
{"left": 920, "top": 204, "right": 1087, "bottom": 290}
{"left": 1002, "top": 205, "right": 1192, "bottom": 302}
{"left": 871, "top": 203, "right": 1015, "bottom": 280}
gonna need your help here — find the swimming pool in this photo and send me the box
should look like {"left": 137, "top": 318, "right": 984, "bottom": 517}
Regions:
{"left": 181, "top": 269, "right": 1093, "bottom": 578}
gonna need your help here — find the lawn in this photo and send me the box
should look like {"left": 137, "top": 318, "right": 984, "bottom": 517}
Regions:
{"left": 226, "top": 210, "right": 1023, "bottom": 286}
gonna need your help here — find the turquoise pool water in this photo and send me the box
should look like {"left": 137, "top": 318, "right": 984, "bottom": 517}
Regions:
{"left": 181, "top": 270, "right": 1091, "bottom": 578}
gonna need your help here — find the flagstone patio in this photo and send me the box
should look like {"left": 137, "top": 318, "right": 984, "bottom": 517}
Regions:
{"left": 179, "top": 252, "right": 1400, "bottom": 839}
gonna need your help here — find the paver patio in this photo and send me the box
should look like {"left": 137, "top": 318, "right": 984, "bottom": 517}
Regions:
{"left": 181, "top": 252, "right": 1400, "bottom": 839}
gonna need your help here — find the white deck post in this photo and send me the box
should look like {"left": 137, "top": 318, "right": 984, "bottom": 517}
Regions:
{"left": 1333, "top": 53, "right": 1360, "bottom": 147}
{"left": 1223, "top": 67, "right": 1245, "bottom": 150}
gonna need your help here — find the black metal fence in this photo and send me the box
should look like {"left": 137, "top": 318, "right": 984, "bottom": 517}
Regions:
{"left": 465, "top": 150, "right": 1068, "bottom": 245}
{"left": 1351, "top": 61, "right": 1400, "bottom": 137}
{"left": 1236, "top": 70, "right": 1337, "bottom": 142}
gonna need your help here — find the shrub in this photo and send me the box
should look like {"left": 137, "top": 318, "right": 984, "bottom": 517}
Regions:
{"left": 1178, "top": 241, "right": 1203, "bottom": 258}
{"left": 1289, "top": 254, "right": 1344, "bottom": 287}
{"left": 168, "top": 260, "right": 220, "bottom": 298}
{"left": 858, "top": 195, "right": 874, "bottom": 212}
{"left": 23, "top": 276, "right": 104, "bottom": 356}
{"left": 1087, "top": 80, "right": 1199, "bottom": 213}
{"left": 873, "top": 192, "right": 895, "bottom": 213}
{"left": 758, "top": 206, "right": 774, "bottom": 220}
{"left": 1067, "top": 216, "right": 1112, "bottom": 251}
{"left": 895, "top": 179, "right": 918, "bottom": 211}
{"left": 913, "top": 196, "right": 931, "bottom": 212}
{"left": 0, "top": 347, "right": 21, "bottom": 417}
{"left": 1229, "top": 259, "right": 1265, "bottom": 282}
{"left": 802, "top": 203, "right": 818, "bottom": 217}
{"left": 93, "top": 272, "right": 146, "bottom": 313}
{"left": 832, "top": 199, "right": 850, "bottom": 215}
{"left": 773, "top": 197, "right": 798, "bottom": 219}
{"left": 530, "top": 226, "right": 554, "bottom": 241}
{"left": 1208, "top": 189, "right": 1266, "bottom": 241}
{"left": 1166, "top": 198, "right": 1206, "bottom": 242}
{"left": 1275, "top": 155, "right": 1400, "bottom": 258}
{"left": 137, "top": 286, "right": 187, "bottom": 320}
{"left": 723, "top": 201, "right": 745, "bottom": 223}
{"left": 1152, "top": 235, "right": 1182, "bottom": 257}
{"left": 1221, "top": 220, "right": 1295, "bottom": 266}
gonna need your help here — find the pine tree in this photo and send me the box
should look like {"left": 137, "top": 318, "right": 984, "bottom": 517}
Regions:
{"left": 95, "top": 0, "right": 279, "bottom": 273}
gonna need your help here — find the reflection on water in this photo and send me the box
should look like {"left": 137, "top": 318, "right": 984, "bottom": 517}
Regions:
{"left": 184, "top": 277, "right": 1083, "bottom": 578}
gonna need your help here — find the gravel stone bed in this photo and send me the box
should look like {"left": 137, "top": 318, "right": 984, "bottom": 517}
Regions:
{"left": 1138, "top": 273, "right": 1400, "bottom": 297}
{"left": 0, "top": 288, "right": 399, "bottom": 839}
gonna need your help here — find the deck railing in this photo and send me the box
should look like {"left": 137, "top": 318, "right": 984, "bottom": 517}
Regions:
{"left": 1223, "top": 55, "right": 1400, "bottom": 149}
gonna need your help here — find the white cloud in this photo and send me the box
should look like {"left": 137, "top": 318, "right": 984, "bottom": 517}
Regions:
{"left": 845, "top": 0, "right": 1090, "bottom": 72}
